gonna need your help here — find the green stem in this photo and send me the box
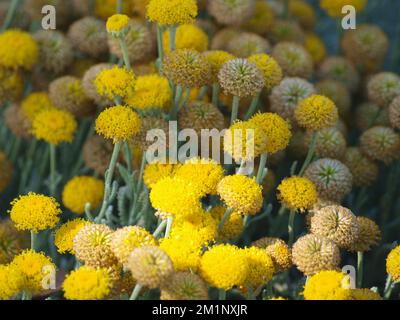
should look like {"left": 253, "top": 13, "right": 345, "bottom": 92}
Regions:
{"left": 31, "top": 231, "right": 36, "bottom": 251}
{"left": 357, "top": 251, "right": 363, "bottom": 288}
{"left": 116, "top": 0, "right": 122, "bottom": 13}
{"left": 256, "top": 153, "right": 268, "bottom": 184}
{"left": 165, "top": 217, "right": 174, "bottom": 238}
{"left": 197, "top": 86, "right": 208, "bottom": 100}
{"left": 152, "top": 220, "right": 168, "bottom": 238}
{"left": 244, "top": 93, "right": 260, "bottom": 120}
{"left": 156, "top": 24, "right": 164, "bottom": 70}
{"left": 231, "top": 96, "right": 240, "bottom": 125}
{"left": 1, "top": 0, "right": 20, "bottom": 31}
{"left": 168, "top": 26, "right": 177, "bottom": 52}
{"left": 129, "top": 284, "right": 143, "bottom": 300}
{"left": 170, "top": 84, "right": 183, "bottom": 120}
{"left": 288, "top": 210, "right": 296, "bottom": 246}
{"left": 10, "top": 137, "right": 21, "bottom": 163}
{"left": 384, "top": 275, "right": 394, "bottom": 299}
{"left": 212, "top": 83, "right": 220, "bottom": 107}
{"left": 123, "top": 141, "right": 132, "bottom": 173}
{"left": 128, "top": 153, "right": 146, "bottom": 224}
{"left": 119, "top": 37, "right": 131, "bottom": 70}
{"left": 49, "top": 144, "right": 57, "bottom": 197}
{"left": 218, "top": 289, "right": 226, "bottom": 300}
{"left": 218, "top": 208, "right": 233, "bottom": 232}
{"left": 298, "top": 131, "right": 317, "bottom": 176}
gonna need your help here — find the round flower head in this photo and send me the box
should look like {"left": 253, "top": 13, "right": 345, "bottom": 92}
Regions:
{"left": 126, "top": 74, "right": 171, "bottom": 110}
{"left": 343, "top": 147, "right": 379, "bottom": 187}
{"left": 203, "top": 50, "right": 235, "bottom": 83}
{"left": 304, "top": 127, "right": 347, "bottom": 160}
{"left": 49, "top": 76, "right": 95, "bottom": 118}
{"left": 163, "top": 24, "right": 208, "bottom": 54}
{"left": 355, "top": 102, "right": 390, "bottom": 131}
{"left": 83, "top": 136, "right": 113, "bottom": 176}
{"left": 54, "top": 218, "right": 92, "bottom": 254}
{"left": 270, "top": 77, "right": 316, "bottom": 124}
{"left": 269, "top": 19, "right": 305, "bottom": 44}
{"left": 252, "top": 237, "right": 292, "bottom": 273}
{"left": 0, "top": 264, "right": 24, "bottom": 300}
{"left": 367, "top": 72, "right": 400, "bottom": 107}
{"left": 33, "top": 30, "right": 73, "bottom": 75}
{"left": 68, "top": 17, "right": 108, "bottom": 58}
{"left": 342, "top": 24, "right": 388, "bottom": 72}
{"left": 63, "top": 266, "right": 113, "bottom": 300}
{"left": 387, "top": 245, "right": 400, "bottom": 282}
{"left": 82, "top": 63, "right": 114, "bottom": 104}
{"left": 218, "top": 58, "right": 264, "bottom": 98}
{"left": 217, "top": 175, "right": 263, "bottom": 215}
{"left": 348, "top": 216, "right": 381, "bottom": 252}
{"left": 0, "top": 151, "right": 13, "bottom": 193}
{"left": 150, "top": 176, "right": 204, "bottom": 219}
{"left": 132, "top": 114, "right": 170, "bottom": 151}
{"left": 310, "top": 205, "right": 359, "bottom": 250}
{"left": 226, "top": 32, "right": 271, "bottom": 58}
{"left": 178, "top": 100, "right": 225, "bottom": 134}
{"left": 94, "top": 66, "right": 136, "bottom": 100}
{"left": 127, "top": 246, "right": 174, "bottom": 289}
{"left": 360, "top": 126, "right": 400, "bottom": 165}
{"left": 248, "top": 54, "right": 282, "bottom": 90}
{"left": 20, "top": 92, "right": 55, "bottom": 127}
{"left": 147, "top": 0, "right": 198, "bottom": 25}
{"left": 0, "top": 219, "right": 29, "bottom": 264}
{"left": 10, "top": 250, "right": 55, "bottom": 294}
{"left": 0, "top": 67, "right": 23, "bottom": 105}
{"left": 389, "top": 96, "right": 400, "bottom": 129}
{"left": 241, "top": 246, "right": 275, "bottom": 288}
{"left": 62, "top": 176, "right": 104, "bottom": 214}
{"left": 211, "top": 27, "right": 240, "bottom": 51}
{"left": 272, "top": 42, "right": 313, "bottom": 79}
{"left": 223, "top": 120, "right": 267, "bottom": 162}
{"left": 292, "top": 234, "right": 341, "bottom": 276}
{"left": 304, "top": 32, "right": 326, "bottom": 65}
{"left": 0, "top": 29, "right": 38, "bottom": 70}
{"left": 289, "top": 0, "right": 316, "bottom": 30}
{"left": 143, "top": 161, "right": 178, "bottom": 189}
{"left": 208, "top": 0, "right": 255, "bottom": 26}
{"left": 106, "top": 14, "right": 130, "bottom": 35}
{"left": 242, "top": 0, "right": 274, "bottom": 35}
{"left": 110, "top": 226, "right": 157, "bottom": 265}
{"left": 32, "top": 109, "right": 77, "bottom": 145}
{"left": 320, "top": 0, "right": 367, "bottom": 18}
{"left": 9, "top": 193, "right": 61, "bottom": 233}
{"left": 303, "top": 270, "right": 352, "bottom": 300}
{"left": 95, "top": 105, "right": 141, "bottom": 142}
{"left": 108, "top": 20, "right": 153, "bottom": 65}
{"left": 249, "top": 113, "right": 292, "bottom": 154}
{"left": 174, "top": 157, "right": 224, "bottom": 195}
{"left": 161, "top": 272, "right": 209, "bottom": 300}
{"left": 316, "top": 79, "right": 351, "bottom": 117}
{"left": 277, "top": 176, "right": 318, "bottom": 212}
{"left": 351, "top": 288, "right": 382, "bottom": 300}
{"left": 200, "top": 244, "right": 247, "bottom": 290}
{"left": 210, "top": 206, "right": 244, "bottom": 241}
{"left": 73, "top": 224, "right": 118, "bottom": 268}
{"left": 305, "top": 158, "right": 353, "bottom": 202}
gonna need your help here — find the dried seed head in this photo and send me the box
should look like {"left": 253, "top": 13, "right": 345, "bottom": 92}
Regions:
{"left": 208, "top": 0, "right": 256, "bottom": 26}
{"left": 316, "top": 79, "right": 351, "bottom": 117}
{"left": 348, "top": 216, "right": 381, "bottom": 252}
{"left": 304, "top": 127, "right": 347, "bottom": 160}
{"left": 83, "top": 136, "right": 114, "bottom": 176}
{"left": 252, "top": 237, "right": 292, "bottom": 272}
{"left": 160, "top": 272, "right": 209, "bottom": 300}
{"left": 226, "top": 32, "right": 270, "bottom": 58}
{"left": 355, "top": 102, "right": 390, "bottom": 131}
{"left": 269, "top": 19, "right": 305, "bottom": 44}
{"left": 389, "top": 96, "right": 400, "bottom": 129}
{"left": 343, "top": 147, "right": 379, "bottom": 187}
{"left": 4, "top": 104, "right": 32, "bottom": 140}
{"left": 367, "top": 72, "right": 400, "bottom": 107}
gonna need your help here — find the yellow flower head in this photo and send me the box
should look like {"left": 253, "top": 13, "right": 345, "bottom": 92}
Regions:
{"left": 9, "top": 193, "right": 61, "bottom": 232}
{"left": 0, "top": 67, "right": 23, "bottom": 104}
{"left": 223, "top": 120, "right": 267, "bottom": 163}
{"left": 0, "top": 29, "right": 38, "bottom": 70}
{"left": 147, "top": 0, "right": 198, "bottom": 26}
{"left": 248, "top": 54, "right": 283, "bottom": 90}
{"left": 241, "top": 247, "right": 275, "bottom": 288}
{"left": 106, "top": 14, "right": 130, "bottom": 34}
{"left": 200, "top": 244, "right": 247, "bottom": 291}
{"left": 210, "top": 206, "right": 244, "bottom": 241}
{"left": 387, "top": 245, "right": 400, "bottom": 282}
{"left": 143, "top": 160, "right": 180, "bottom": 189}
{"left": 350, "top": 288, "right": 382, "bottom": 300}
{"left": 32, "top": 109, "right": 77, "bottom": 145}
{"left": 252, "top": 237, "right": 292, "bottom": 273}
{"left": 249, "top": 112, "right": 292, "bottom": 154}
{"left": 320, "top": 0, "right": 367, "bottom": 18}
{"left": 277, "top": 176, "right": 318, "bottom": 212}
{"left": 295, "top": 94, "right": 339, "bottom": 130}
{"left": 63, "top": 266, "right": 113, "bottom": 300}
{"left": 174, "top": 157, "right": 225, "bottom": 195}
{"left": 163, "top": 24, "right": 208, "bottom": 54}
{"left": 62, "top": 176, "right": 105, "bottom": 214}
{"left": 10, "top": 250, "right": 55, "bottom": 294}
{"left": 303, "top": 270, "right": 352, "bottom": 300}
{"left": 94, "top": 66, "right": 136, "bottom": 100}
{"left": 150, "top": 176, "right": 204, "bottom": 219}
{"left": 0, "top": 264, "right": 24, "bottom": 300}
{"left": 305, "top": 32, "right": 327, "bottom": 64}
{"left": 20, "top": 92, "right": 55, "bottom": 124}
{"left": 95, "top": 105, "right": 141, "bottom": 142}
{"left": 54, "top": 218, "right": 92, "bottom": 254}
{"left": 203, "top": 50, "right": 235, "bottom": 83}
{"left": 126, "top": 74, "right": 172, "bottom": 110}
{"left": 217, "top": 175, "right": 263, "bottom": 216}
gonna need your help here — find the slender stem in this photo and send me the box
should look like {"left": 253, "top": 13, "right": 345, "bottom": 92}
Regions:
{"left": 288, "top": 210, "right": 296, "bottom": 246}
{"left": 170, "top": 84, "right": 183, "bottom": 120}
{"left": 384, "top": 275, "right": 394, "bottom": 299}
{"left": 244, "top": 93, "right": 260, "bottom": 120}
{"left": 129, "top": 284, "right": 143, "bottom": 300}
{"left": 1, "top": 0, "right": 20, "bottom": 31}
{"left": 128, "top": 153, "right": 146, "bottom": 224}
{"left": 212, "top": 83, "right": 220, "bottom": 107}
{"left": 165, "top": 217, "right": 174, "bottom": 238}
{"left": 336, "top": 19, "right": 343, "bottom": 55}
{"left": 218, "top": 208, "right": 233, "bottom": 232}
{"left": 357, "top": 251, "right": 364, "bottom": 288}
{"left": 31, "top": 231, "right": 36, "bottom": 251}
{"left": 256, "top": 153, "right": 268, "bottom": 184}
{"left": 116, "top": 0, "right": 122, "bottom": 13}
{"left": 197, "top": 86, "right": 208, "bottom": 100}
{"left": 152, "top": 220, "right": 168, "bottom": 238}
{"left": 10, "top": 137, "right": 21, "bottom": 163}
{"left": 230, "top": 96, "right": 240, "bottom": 125}
{"left": 124, "top": 141, "right": 132, "bottom": 173}
{"left": 298, "top": 131, "right": 317, "bottom": 176}
{"left": 218, "top": 289, "right": 226, "bottom": 300}
{"left": 168, "top": 26, "right": 177, "bottom": 52}
{"left": 49, "top": 144, "right": 57, "bottom": 197}
{"left": 156, "top": 24, "right": 164, "bottom": 70}
{"left": 119, "top": 37, "right": 131, "bottom": 70}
